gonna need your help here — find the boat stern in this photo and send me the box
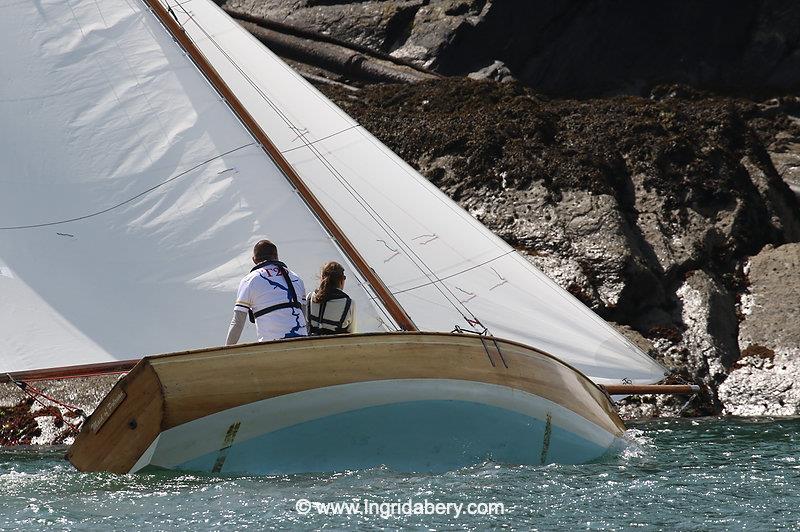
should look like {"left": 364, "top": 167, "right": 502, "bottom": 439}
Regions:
{"left": 68, "top": 360, "right": 164, "bottom": 474}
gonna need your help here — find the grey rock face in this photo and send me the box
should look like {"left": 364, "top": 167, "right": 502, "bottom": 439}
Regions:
{"left": 222, "top": 0, "right": 800, "bottom": 95}
{"left": 765, "top": 101, "right": 800, "bottom": 199}
{"left": 321, "top": 79, "right": 800, "bottom": 416}
{"left": 738, "top": 243, "right": 800, "bottom": 351}
{"left": 719, "top": 351, "right": 800, "bottom": 416}
{"left": 719, "top": 243, "right": 800, "bottom": 415}
{"left": 672, "top": 272, "right": 737, "bottom": 389}
{"left": 617, "top": 271, "right": 738, "bottom": 418}
{"left": 467, "top": 60, "right": 516, "bottom": 84}
{"left": 224, "top": 0, "right": 430, "bottom": 56}
{"left": 390, "top": 1, "right": 488, "bottom": 67}
{"left": 771, "top": 144, "right": 800, "bottom": 199}
{"left": 456, "top": 184, "right": 639, "bottom": 314}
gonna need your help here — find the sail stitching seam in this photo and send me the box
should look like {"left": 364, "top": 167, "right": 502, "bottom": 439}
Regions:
{"left": 392, "top": 250, "right": 515, "bottom": 295}
{"left": 0, "top": 143, "right": 255, "bottom": 230}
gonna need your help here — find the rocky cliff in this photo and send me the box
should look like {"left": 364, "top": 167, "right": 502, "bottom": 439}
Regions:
{"left": 220, "top": 0, "right": 800, "bottom": 415}
{"left": 219, "top": 0, "right": 800, "bottom": 417}
{"left": 317, "top": 80, "right": 800, "bottom": 415}
{"left": 223, "top": 0, "right": 800, "bottom": 95}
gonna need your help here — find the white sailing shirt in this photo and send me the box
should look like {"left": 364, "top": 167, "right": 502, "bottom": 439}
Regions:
{"left": 233, "top": 261, "right": 308, "bottom": 341}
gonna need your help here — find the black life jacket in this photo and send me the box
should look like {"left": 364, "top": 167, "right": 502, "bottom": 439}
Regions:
{"left": 247, "top": 260, "right": 302, "bottom": 324}
{"left": 307, "top": 288, "right": 352, "bottom": 335}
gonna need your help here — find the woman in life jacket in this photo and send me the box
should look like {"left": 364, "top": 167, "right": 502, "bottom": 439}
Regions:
{"left": 306, "top": 261, "right": 356, "bottom": 335}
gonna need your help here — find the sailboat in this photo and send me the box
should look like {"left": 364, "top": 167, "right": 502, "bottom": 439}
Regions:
{"left": 0, "top": 0, "right": 692, "bottom": 474}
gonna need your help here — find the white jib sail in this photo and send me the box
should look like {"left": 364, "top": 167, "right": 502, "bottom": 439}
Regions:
{"left": 0, "top": 0, "right": 394, "bottom": 374}
{"left": 167, "top": 0, "right": 667, "bottom": 384}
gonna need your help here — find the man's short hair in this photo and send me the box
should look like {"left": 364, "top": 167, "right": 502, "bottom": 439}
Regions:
{"left": 253, "top": 239, "right": 278, "bottom": 262}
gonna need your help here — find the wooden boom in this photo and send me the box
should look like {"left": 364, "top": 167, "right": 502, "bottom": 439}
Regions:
{"left": 603, "top": 384, "right": 701, "bottom": 395}
{"left": 1, "top": 360, "right": 137, "bottom": 384}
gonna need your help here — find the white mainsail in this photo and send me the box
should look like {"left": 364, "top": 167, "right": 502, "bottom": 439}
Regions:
{"left": 0, "top": 0, "right": 391, "bottom": 374}
{"left": 165, "top": 0, "right": 667, "bottom": 385}
{"left": 0, "top": 0, "right": 666, "bottom": 385}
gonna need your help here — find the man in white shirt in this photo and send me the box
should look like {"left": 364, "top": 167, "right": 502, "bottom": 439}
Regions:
{"left": 225, "top": 240, "right": 308, "bottom": 345}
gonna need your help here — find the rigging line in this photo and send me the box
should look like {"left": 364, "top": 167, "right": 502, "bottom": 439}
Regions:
{"left": 296, "top": 128, "right": 481, "bottom": 325}
{"left": 279, "top": 124, "right": 361, "bottom": 154}
{"left": 189, "top": 47, "right": 483, "bottom": 324}
{"left": 311, "top": 148, "right": 478, "bottom": 322}
{"left": 241, "top": 77, "right": 492, "bottom": 324}
{"left": 179, "top": 7, "right": 485, "bottom": 330}
{"left": 171, "top": 3, "right": 405, "bottom": 331}
{"left": 171, "top": 5, "right": 469, "bottom": 324}
{"left": 312, "top": 151, "right": 485, "bottom": 322}
{"left": 0, "top": 142, "right": 255, "bottom": 230}
{"left": 5, "top": 374, "right": 85, "bottom": 418}
{"left": 392, "top": 250, "right": 516, "bottom": 295}
{"left": 253, "top": 25, "right": 510, "bottom": 253}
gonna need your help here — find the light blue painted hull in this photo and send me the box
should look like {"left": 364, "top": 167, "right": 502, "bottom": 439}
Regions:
{"left": 133, "top": 379, "right": 621, "bottom": 475}
{"left": 176, "top": 400, "right": 607, "bottom": 474}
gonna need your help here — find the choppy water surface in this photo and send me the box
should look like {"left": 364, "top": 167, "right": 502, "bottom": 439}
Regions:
{"left": 1, "top": 417, "right": 798, "bottom": 530}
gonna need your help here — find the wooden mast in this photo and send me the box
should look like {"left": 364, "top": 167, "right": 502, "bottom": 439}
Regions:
{"left": 1, "top": 0, "right": 413, "bottom": 384}
{"left": 144, "top": 0, "right": 417, "bottom": 332}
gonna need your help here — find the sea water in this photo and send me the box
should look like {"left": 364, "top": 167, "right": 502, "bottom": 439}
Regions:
{"left": 0, "top": 417, "right": 798, "bottom": 530}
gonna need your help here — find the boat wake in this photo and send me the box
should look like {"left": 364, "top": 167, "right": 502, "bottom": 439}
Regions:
{"left": 592, "top": 427, "right": 656, "bottom": 464}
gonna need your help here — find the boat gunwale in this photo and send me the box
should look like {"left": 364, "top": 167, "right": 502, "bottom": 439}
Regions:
{"left": 146, "top": 331, "right": 605, "bottom": 390}
{"left": 145, "top": 332, "right": 626, "bottom": 433}
{"left": 69, "top": 331, "right": 625, "bottom": 473}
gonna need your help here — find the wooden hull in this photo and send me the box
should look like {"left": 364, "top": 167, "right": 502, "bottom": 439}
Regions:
{"left": 68, "top": 332, "right": 626, "bottom": 474}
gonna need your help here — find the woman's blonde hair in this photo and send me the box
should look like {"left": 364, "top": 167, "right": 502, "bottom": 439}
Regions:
{"left": 313, "top": 261, "right": 345, "bottom": 303}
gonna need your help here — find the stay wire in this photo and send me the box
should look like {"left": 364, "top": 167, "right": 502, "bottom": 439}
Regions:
{"left": 173, "top": 5, "right": 482, "bottom": 327}
{"left": 286, "top": 121, "right": 478, "bottom": 326}
{"left": 285, "top": 118, "right": 484, "bottom": 328}
{"left": 172, "top": 3, "right": 469, "bottom": 327}
{"left": 5, "top": 374, "right": 86, "bottom": 419}
{"left": 171, "top": 1, "right": 400, "bottom": 329}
